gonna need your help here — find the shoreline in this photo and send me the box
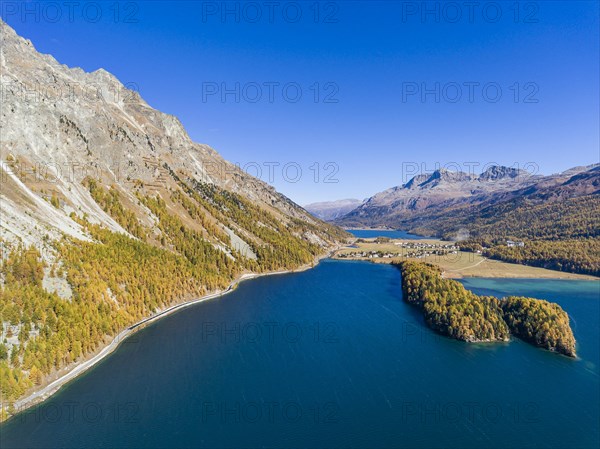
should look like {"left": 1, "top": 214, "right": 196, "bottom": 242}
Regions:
{"left": 4, "top": 247, "right": 337, "bottom": 420}
{"left": 335, "top": 256, "right": 599, "bottom": 280}
{"left": 333, "top": 243, "right": 599, "bottom": 281}
{"left": 344, "top": 227, "right": 398, "bottom": 231}
{"left": 344, "top": 227, "right": 429, "bottom": 235}
{"left": 6, "top": 245, "right": 592, "bottom": 419}
{"left": 441, "top": 271, "right": 599, "bottom": 281}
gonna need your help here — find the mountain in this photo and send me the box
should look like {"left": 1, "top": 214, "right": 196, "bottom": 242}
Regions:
{"left": 304, "top": 199, "right": 363, "bottom": 221}
{"left": 0, "top": 19, "right": 348, "bottom": 409}
{"left": 427, "top": 164, "right": 600, "bottom": 241}
{"left": 332, "top": 161, "right": 599, "bottom": 276}
{"left": 336, "top": 165, "right": 540, "bottom": 229}
{"left": 0, "top": 19, "right": 345, "bottom": 257}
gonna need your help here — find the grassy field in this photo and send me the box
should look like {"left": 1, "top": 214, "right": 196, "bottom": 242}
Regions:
{"left": 333, "top": 239, "right": 599, "bottom": 280}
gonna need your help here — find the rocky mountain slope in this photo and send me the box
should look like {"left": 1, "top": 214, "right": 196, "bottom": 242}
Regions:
{"left": 0, "top": 19, "right": 345, "bottom": 262}
{"left": 304, "top": 199, "right": 363, "bottom": 221}
{"left": 335, "top": 164, "right": 598, "bottom": 233}
{"left": 0, "top": 19, "right": 348, "bottom": 412}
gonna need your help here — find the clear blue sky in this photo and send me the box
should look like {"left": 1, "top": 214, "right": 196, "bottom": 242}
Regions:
{"left": 3, "top": 1, "right": 599, "bottom": 204}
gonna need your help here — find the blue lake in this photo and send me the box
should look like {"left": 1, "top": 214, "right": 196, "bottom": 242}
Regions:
{"left": 2, "top": 260, "right": 598, "bottom": 448}
{"left": 347, "top": 229, "right": 429, "bottom": 239}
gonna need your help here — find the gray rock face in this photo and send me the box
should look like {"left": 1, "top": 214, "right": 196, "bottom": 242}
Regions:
{"left": 0, "top": 19, "right": 341, "bottom": 260}
{"left": 336, "top": 163, "right": 599, "bottom": 230}
{"left": 478, "top": 166, "right": 524, "bottom": 181}
{"left": 336, "top": 166, "right": 538, "bottom": 227}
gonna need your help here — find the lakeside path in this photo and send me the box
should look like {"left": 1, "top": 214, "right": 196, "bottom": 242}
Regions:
{"left": 7, "top": 247, "right": 339, "bottom": 418}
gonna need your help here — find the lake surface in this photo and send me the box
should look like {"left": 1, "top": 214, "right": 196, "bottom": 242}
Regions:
{"left": 347, "top": 229, "right": 428, "bottom": 239}
{"left": 2, "top": 261, "right": 599, "bottom": 449}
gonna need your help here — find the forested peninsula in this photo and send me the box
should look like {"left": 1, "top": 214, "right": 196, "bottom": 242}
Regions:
{"left": 396, "top": 261, "right": 577, "bottom": 357}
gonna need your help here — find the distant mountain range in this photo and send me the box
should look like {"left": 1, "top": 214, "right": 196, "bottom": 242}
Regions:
{"left": 304, "top": 199, "right": 363, "bottom": 221}
{"left": 333, "top": 164, "right": 599, "bottom": 239}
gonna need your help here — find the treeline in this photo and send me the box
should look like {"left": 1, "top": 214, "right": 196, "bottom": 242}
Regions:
{"left": 428, "top": 195, "right": 600, "bottom": 242}
{"left": 89, "top": 177, "right": 333, "bottom": 272}
{"left": 1, "top": 176, "right": 344, "bottom": 410}
{"left": 87, "top": 179, "right": 147, "bottom": 240}
{"left": 410, "top": 194, "right": 600, "bottom": 277}
{"left": 139, "top": 194, "right": 237, "bottom": 274}
{"left": 459, "top": 239, "right": 600, "bottom": 277}
{"left": 485, "top": 239, "right": 600, "bottom": 277}
{"left": 176, "top": 175, "right": 327, "bottom": 271}
{"left": 396, "top": 261, "right": 576, "bottom": 357}
{"left": 460, "top": 195, "right": 600, "bottom": 241}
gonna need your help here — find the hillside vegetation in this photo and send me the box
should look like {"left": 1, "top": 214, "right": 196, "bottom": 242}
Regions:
{"left": 400, "top": 262, "right": 509, "bottom": 342}
{"left": 0, "top": 181, "right": 346, "bottom": 414}
{"left": 396, "top": 261, "right": 576, "bottom": 357}
{"left": 501, "top": 296, "right": 576, "bottom": 357}
{"left": 416, "top": 194, "right": 600, "bottom": 277}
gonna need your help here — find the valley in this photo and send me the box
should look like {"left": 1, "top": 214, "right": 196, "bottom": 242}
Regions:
{"left": 0, "top": 4, "right": 598, "bottom": 448}
{"left": 333, "top": 237, "right": 598, "bottom": 280}
{"left": 330, "top": 164, "right": 600, "bottom": 277}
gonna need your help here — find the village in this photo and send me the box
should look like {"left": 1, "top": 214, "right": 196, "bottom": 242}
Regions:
{"left": 335, "top": 238, "right": 460, "bottom": 260}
